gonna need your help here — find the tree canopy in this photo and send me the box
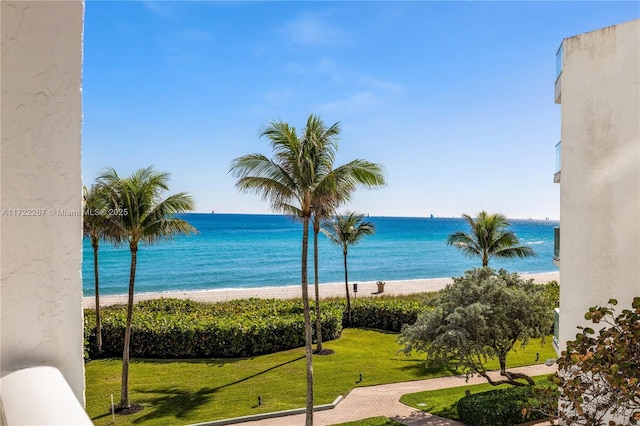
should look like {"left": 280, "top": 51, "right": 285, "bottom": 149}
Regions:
{"left": 447, "top": 211, "right": 536, "bottom": 267}
{"left": 399, "top": 268, "right": 553, "bottom": 386}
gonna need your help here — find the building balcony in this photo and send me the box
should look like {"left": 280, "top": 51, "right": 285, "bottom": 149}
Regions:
{"left": 553, "top": 308, "right": 560, "bottom": 355}
{"left": 555, "top": 43, "right": 563, "bottom": 104}
{"left": 554, "top": 141, "right": 561, "bottom": 183}
{"left": 553, "top": 226, "right": 560, "bottom": 267}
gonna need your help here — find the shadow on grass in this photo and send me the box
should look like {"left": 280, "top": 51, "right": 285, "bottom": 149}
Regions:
{"left": 127, "top": 355, "right": 305, "bottom": 423}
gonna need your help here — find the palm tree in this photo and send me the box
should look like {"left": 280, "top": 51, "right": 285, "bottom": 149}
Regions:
{"left": 322, "top": 212, "right": 376, "bottom": 326}
{"left": 98, "top": 166, "right": 196, "bottom": 410}
{"left": 447, "top": 211, "right": 536, "bottom": 267}
{"left": 305, "top": 119, "right": 386, "bottom": 353}
{"left": 230, "top": 117, "right": 322, "bottom": 426}
{"left": 83, "top": 183, "right": 121, "bottom": 354}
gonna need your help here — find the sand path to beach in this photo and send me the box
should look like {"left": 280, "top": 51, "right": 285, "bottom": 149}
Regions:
{"left": 83, "top": 272, "right": 558, "bottom": 309}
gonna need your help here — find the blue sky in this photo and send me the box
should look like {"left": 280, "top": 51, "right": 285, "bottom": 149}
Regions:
{"left": 82, "top": 1, "right": 639, "bottom": 219}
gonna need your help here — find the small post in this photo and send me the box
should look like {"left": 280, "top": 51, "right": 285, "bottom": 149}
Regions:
{"left": 353, "top": 283, "right": 357, "bottom": 302}
{"left": 110, "top": 394, "right": 116, "bottom": 423}
{"left": 258, "top": 395, "right": 262, "bottom": 406}
{"left": 536, "top": 352, "right": 539, "bottom": 362}
{"left": 465, "top": 390, "right": 471, "bottom": 397}
{"left": 359, "top": 372, "right": 363, "bottom": 382}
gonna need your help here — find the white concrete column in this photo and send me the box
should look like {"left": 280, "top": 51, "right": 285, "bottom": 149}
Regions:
{"left": 1, "top": 0, "right": 86, "bottom": 405}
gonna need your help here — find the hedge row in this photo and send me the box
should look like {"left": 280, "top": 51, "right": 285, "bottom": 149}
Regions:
{"left": 84, "top": 297, "right": 426, "bottom": 359}
{"left": 349, "top": 299, "right": 424, "bottom": 332}
{"left": 84, "top": 298, "right": 343, "bottom": 359}
{"left": 457, "top": 386, "right": 550, "bottom": 426}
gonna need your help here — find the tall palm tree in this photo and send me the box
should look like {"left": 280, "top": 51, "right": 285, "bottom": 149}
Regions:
{"left": 98, "top": 166, "right": 196, "bottom": 410}
{"left": 322, "top": 212, "right": 376, "bottom": 326}
{"left": 305, "top": 119, "right": 386, "bottom": 353}
{"left": 447, "top": 211, "right": 536, "bottom": 267}
{"left": 230, "top": 117, "right": 323, "bottom": 426}
{"left": 83, "top": 183, "right": 122, "bottom": 354}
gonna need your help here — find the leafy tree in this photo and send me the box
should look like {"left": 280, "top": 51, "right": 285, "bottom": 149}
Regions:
{"left": 83, "top": 184, "right": 122, "bottom": 354}
{"left": 447, "top": 211, "right": 536, "bottom": 267}
{"left": 322, "top": 212, "right": 376, "bottom": 326}
{"left": 553, "top": 297, "right": 640, "bottom": 425}
{"left": 230, "top": 115, "right": 384, "bottom": 424}
{"left": 399, "top": 268, "right": 553, "bottom": 386}
{"left": 98, "top": 166, "right": 196, "bottom": 410}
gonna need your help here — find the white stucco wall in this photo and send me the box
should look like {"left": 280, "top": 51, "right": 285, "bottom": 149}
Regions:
{"left": 558, "top": 19, "right": 640, "bottom": 351}
{"left": 1, "top": 0, "right": 86, "bottom": 405}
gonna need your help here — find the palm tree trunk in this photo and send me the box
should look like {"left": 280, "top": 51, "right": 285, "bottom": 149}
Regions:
{"left": 343, "top": 248, "right": 351, "bottom": 326}
{"left": 301, "top": 217, "right": 314, "bottom": 426}
{"left": 92, "top": 240, "right": 102, "bottom": 354}
{"left": 313, "top": 219, "right": 323, "bottom": 353}
{"left": 120, "top": 242, "right": 138, "bottom": 409}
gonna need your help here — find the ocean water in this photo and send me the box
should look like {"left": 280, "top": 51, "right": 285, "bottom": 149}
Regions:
{"left": 82, "top": 214, "right": 559, "bottom": 296}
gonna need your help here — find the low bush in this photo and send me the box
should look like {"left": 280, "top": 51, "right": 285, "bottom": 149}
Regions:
{"left": 85, "top": 298, "right": 343, "bottom": 359}
{"left": 349, "top": 299, "right": 424, "bottom": 332}
{"left": 457, "top": 385, "right": 550, "bottom": 426}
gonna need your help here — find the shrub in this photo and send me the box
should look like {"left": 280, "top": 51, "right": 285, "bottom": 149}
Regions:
{"left": 349, "top": 299, "right": 424, "bottom": 332}
{"left": 457, "top": 386, "right": 550, "bottom": 426}
{"left": 84, "top": 298, "right": 343, "bottom": 359}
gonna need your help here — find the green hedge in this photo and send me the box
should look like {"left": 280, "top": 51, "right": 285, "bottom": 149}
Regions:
{"left": 349, "top": 299, "right": 424, "bottom": 332}
{"left": 84, "top": 298, "right": 343, "bottom": 359}
{"left": 84, "top": 297, "right": 427, "bottom": 359}
{"left": 457, "top": 386, "right": 550, "bottom": 426}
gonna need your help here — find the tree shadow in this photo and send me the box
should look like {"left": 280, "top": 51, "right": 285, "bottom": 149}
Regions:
{"left": 128, "top": 355, "right": 305, "bottom": 423}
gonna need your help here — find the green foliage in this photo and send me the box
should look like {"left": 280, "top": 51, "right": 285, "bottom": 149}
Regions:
{"left": 349, "top": 298, "right": 424, "bottom": 332}
{"left": 553, "top": 297, "right": 640, "bottom": 425}
{"left": 399, "top": 268, "right": 554, "bottom": 386}
{"left": 457, "top": 386, "right": 552, "bottom": 426}
{"left": 84, "top": 298, "right": 343, "bottom": 359}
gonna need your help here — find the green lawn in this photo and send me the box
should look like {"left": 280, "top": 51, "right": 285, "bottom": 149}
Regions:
{"left": 400, "top": 375, "right": 555, "bottom": 421}
{"left": 86, "top": 329, "right": 556, "bottom": 425}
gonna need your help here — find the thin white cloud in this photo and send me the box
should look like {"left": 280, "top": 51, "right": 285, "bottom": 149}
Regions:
{"left": 317, "top": 91, "right": 382, "bottom": 113}
{"left": 142, "top": 1, "right": 178, "bottom": 19}
{"left": 361, "top": 78, "right": 404, "bottom": 94}
{"left": 281, "top": 14, "right": 350, "bottom": 46}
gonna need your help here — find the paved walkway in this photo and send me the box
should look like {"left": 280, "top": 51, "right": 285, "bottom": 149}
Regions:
{"left": 229, "top": 363, "right": 558, "bottom": 426}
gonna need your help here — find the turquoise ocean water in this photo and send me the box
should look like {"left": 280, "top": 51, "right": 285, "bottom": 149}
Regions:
{"left": 82, "top": 214, "right": 559, "bottom": 296}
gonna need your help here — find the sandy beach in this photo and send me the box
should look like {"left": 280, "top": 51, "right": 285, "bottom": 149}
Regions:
{"left": 83, "top": 271, "right": 559, "bottom": 309}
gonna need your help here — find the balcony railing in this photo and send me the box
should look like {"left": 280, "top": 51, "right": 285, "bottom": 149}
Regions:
{"left": 555, "top": 43, "right": 563, "bottom": 80}
{"left": 554, "top": 141, "right": 561, "bottom": 183}
{"left": 554, "top": 226, "right": 560, "bottom": 261}
{"left": 555, "top": 42, "right": 563, "bottom": 104}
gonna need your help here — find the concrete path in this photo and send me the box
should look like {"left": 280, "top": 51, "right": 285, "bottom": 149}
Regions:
{"left": 228, "top": 363, "right": 558, "bottom": 426}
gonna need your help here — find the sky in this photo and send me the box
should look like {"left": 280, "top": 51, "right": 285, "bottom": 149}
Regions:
{"left": 82, "top": 1, "right": 639, "bottom": 219}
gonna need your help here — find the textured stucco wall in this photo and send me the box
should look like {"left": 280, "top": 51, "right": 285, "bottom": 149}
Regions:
{"left": 558, "top": 19, "right": 640, "bottom": 352}
{"left": 1, "top": 1, "right": 85, "bottom": 404}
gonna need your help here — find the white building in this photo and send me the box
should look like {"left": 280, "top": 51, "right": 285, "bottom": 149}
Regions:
{"left": 1, "top": 1, "right": 90, "bottom": 423}
{"left": 553, "top": 19, "right": 640, "bottom": 352}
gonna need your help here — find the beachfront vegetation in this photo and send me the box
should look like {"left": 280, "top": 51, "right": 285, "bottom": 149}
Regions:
{"left": 230, "top": 114, "right": 385, "bottom": 425}
{"left": 85, "top": 328, "right": 556, "bottom": 425}
{"left": 322, "top": 212, "right": 377, "bottom": 326}
{"left": 96, "top": 166, "right": 196, "bottom": 411}
{"left": 447, "top": 211, "right": 536, "bottom": 267}
{"left": 399, "top": 268, "right": 554, "bottom": 387}
{"left": 84, "top": 297, "right": 424, "bottom": 358}
{"left": 400, "top": 375, "right": 553, "bottom": 423}
{"left": 550, "top": 297, "right": 640, "bottom": 425}
{"left": 84, "top": 298, "right": 343, "bottom": 359}
{"left": 83, "top": 183, "right": 122, "bottom": 354}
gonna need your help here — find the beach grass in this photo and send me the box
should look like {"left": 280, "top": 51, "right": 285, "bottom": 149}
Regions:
{"left": 329, "top": 417, "right": 406, "bottom": 426}
{"left": 400, "top": 374, "right": 555, "bottom": 421}
{"left": 86, "top": 328, "right": 556, "bottom": 425}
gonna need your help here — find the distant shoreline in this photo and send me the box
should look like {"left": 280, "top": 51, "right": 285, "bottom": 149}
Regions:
{"left": 83, "top": 271, "right": 559, "bottom": 309}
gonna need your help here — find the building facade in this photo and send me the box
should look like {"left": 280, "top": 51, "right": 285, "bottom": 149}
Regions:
{"left": 554, "top": 19, "right": 640, "bottom": 353}
{"left": 1, "top": 1, "right": 89, "bottom": 423}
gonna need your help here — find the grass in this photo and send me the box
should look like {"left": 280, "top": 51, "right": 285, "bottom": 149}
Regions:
{"left": 329, "top": 417, "right": 405, "bottom": 426}
{"left": 86, "top": 328, "right": 557, "bottom": 425}
{"left": 400, "top": 375, "right": 555, "bottom": 421}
